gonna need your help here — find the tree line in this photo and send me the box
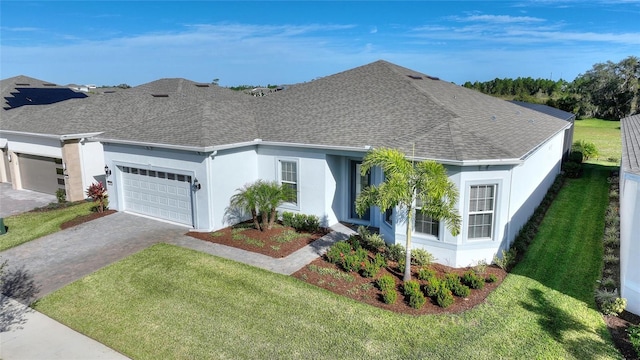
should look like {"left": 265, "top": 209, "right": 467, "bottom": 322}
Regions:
{"left": 463, "top": 56, "right": 639, "bottom": 120}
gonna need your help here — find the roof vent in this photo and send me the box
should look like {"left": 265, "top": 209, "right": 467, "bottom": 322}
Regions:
{"left": 151, "top": 94, "right": 169, "bottom": 98}
{"left": 491, "top": 115, "right": 497, "bottom": 121}
{"left": 195, "top": 84, "right": 210, "bottom": 88}
{"left": 15, "top": 83, "right": 30, "bottom": 86}
{"left": 407, "top": 75, "right": 423, "bottom": 80}
{"left": 104, "top": 91, "right": 116, "bottom": 94}
{"left": 43, "top": 83, "right": 57, "bottom": 86}
{"left": 426, "top": 76, "right": 440, "bottom": 81}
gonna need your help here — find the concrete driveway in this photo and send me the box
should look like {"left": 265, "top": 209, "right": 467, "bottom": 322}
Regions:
{"left": 0, "top": 183, "right": 56, "bottom": 218}
{"left": 1, "top": 212, "right": 187, "bottom": 300}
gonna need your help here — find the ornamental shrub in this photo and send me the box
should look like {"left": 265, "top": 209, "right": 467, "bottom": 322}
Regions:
{"left": 424, "top": 276, "right": 441, "bottom": 297}
{"left": 572, "top": 140, "right": 599, "bottom": 160}
{"left": 411, "top": 248, "right": 435, "bottom": 266}
{"left": 377, "top": 274, "right": 396, "bottom": 292}
{"left": 486, "top": 274, "right": 498, "bottom": 283}
{"left": 418, "top": 267, "right": 436, "bottom": 281}
{"left": 385, "top": 244, "right": 406, "bottom": 262}
{"left": 373, "top": 253, "right": 387, "bottom": 269}
{"left": 357, "top": 226, "right": 386, "bottom": 252}
{"left": 409, "top": 290, "right": 426, "bottom": 309}
{"left": 568, "top": 150, "right": 584, "bottom": 164}
{"left": 628, "top": 325, "right": 640, "bottom": 357}
{"left": 601, "top": 297, "right": 627, "bottom": 316}
{"left": 403, "top": 280, "right": 421, "bottom": 297}
{"left": 442, "top": 273, "right": 461, "bottom": 290}
{"left": 493, "top": 249, "right": 517, "bottom": 271}
{"left": 342, "top": 254, "right": 361, "bottom": 272}
{"left": 382, "top": 289, "right": 398, "bottom": 304}
{"left": 563, "top": 162, "right": 582, "bottom": 178}
{"left": 281, "top": 211, "right": 320, "bottom": 232}
{"left": 436, "top": 285, "right": 455, "bottom": 308}
{"left": 451, "top": 283, "right": 471, "bottom": 298}
{"left": 360, "top": 259, "right": 381, "bottom": 278}
{"left": 86, "top": 181, "right": 108, "bottom": 213}
{"left": 462, "top": 270, "right": 485, "bottom": 290}
{"left": 325, "top": 241, "right": 351, "bottom": 264}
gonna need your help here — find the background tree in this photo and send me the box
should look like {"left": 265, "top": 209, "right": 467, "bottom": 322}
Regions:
{"left": 463, "top": 55, "right": 639, "bottom": 120}
{"left": 355, "top": 148, "right": 461, "bottom": 281}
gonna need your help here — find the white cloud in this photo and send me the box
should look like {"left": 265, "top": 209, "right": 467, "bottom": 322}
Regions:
{"left": 449, "top": 14, "right": 546, "bottom": 23}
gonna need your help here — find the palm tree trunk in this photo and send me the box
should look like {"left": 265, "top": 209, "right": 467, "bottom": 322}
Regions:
{"left": 404, "top": 206, "right": 413, "bottom": 282}
{"left": 261, "top": 211, "right": 269, "bottom": 231}
{"left": 251, "top": 209, "right": 261, "bottom": 231}
{"left": 268, "top": 209, "right": 277, "bottom": 229}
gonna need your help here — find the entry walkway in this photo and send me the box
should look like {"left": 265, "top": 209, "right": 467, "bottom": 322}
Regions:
{"left": 0, "top": 211, "right": 355, "bottom": 359}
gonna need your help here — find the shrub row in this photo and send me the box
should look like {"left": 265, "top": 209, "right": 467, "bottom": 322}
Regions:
{"left": 595, "top": 172, "right": 626, "bottom": 317}
{"left": 377, "top": 274, "right": 398, "bottom": 304}
{"left": 281, "top": 211, "right": 320, "bottom": 232}
{"left": 325, "top": 239, "right": 386, "bottom": 278}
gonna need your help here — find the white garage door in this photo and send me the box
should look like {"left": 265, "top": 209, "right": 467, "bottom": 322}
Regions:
{"left": 120, "top": 166, "right": 194, "bottom": 226}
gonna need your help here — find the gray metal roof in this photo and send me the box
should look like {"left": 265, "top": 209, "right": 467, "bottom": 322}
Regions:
{"left": 1, "top": 60, "right": 570, "bottom": 162}
{"left": 510, "top": 101, "right": 576, "bottom": 122}
{"left": 621, "top": 114, "right": 640, "bottom": 175}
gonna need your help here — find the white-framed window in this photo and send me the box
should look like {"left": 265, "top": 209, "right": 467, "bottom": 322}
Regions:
{"left": 414, "top": 198, "right": 439, "bottom": 238}
{"left": 279, "top": 159, "right": 298, "bottom": 205}
{"left": 468, "top": 184, "right": 496, "bottom": 239}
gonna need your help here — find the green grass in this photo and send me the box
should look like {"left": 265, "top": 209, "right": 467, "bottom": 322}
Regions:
{"left": 0, "top": 202, "right": 94, "bottom": 251}
{"left": 573, "top": 118, "right": 621, "bottom": 165}
{"left": 32, "top": 166, "right": 621, "bottom": 359}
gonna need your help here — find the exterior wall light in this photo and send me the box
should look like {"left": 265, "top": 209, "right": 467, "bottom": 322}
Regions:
{"left": 104, "top": 165, "right": 112, "bottom": 177}
{"left": 193, "top": 178, "right": 201, "bottom": 191}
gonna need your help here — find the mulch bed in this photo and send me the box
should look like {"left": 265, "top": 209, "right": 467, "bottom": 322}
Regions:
{"left": 60, "top": 210, "right": 116, "bottom": 230}
{"left": 186, "top": 223, "right": 329, "bottom": 258}
{"left": 293, "top": 256, "right": 506, "bottom": 315}
{"left": 605, "top": 311, "right": 640, "bottom": 360}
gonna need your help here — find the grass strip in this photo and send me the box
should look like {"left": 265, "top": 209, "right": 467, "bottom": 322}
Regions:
{"left": 0, "top": 202, "right": 94, "bottom": 251}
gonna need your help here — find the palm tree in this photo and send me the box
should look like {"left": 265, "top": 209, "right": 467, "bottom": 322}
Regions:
{"left": 230, "top": 180, "right": 293, "bottom": 231}
{"left": 254, "top": 181, "right": 293, "bottom": 230}
{"left": 230, "top": 182, "right": 261, "bottom": 230}
{"left": 355, "top": 148, "right": 461, "bottom": 281}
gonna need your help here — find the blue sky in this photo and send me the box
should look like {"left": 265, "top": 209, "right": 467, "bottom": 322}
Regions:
{"left": 1, "top": 1, "right": 639, "bottom": 87}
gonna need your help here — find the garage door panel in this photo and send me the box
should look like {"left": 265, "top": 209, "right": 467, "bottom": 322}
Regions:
{"left": 18, "top": 154, "right": 64, "bottom": 195}
{"left": 120, "top": 166, "right": 193, "bottom": 226}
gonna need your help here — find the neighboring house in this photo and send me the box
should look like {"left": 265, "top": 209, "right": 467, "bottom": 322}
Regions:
{"left": 0, "top": 61, "right": 573, "bottom": 267}
{"left": 620, "top": 114, "right": 640, "bottom": 315}
{"left": 0, "top": 75, "right": 105, "bottom": 201}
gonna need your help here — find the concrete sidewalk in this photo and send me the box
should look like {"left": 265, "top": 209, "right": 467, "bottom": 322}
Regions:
{"left": 1, "top": 296, "right": 130, "bottom": 359}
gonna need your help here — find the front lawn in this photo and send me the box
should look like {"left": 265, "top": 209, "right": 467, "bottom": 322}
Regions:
{"left": 0, "top": 201, "right": 95, "bottom": 251}
{"left": 33, "top": 165, "right": 621, "bottom": 359}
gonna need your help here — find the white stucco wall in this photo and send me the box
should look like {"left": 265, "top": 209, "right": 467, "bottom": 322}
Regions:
{"left": 391, "top": 130, "right": 565, "bottom": 268}
{"left": 103, "top": 143, "right": 210, "bottom": 229}
{"left": 257, "top": 146, "right": 334, "bottom": 226}
{"left": 79, "top": 139, "right": 106, "bottom": 191}
{"left": 620, "top": 172, "right": 640, "bottom": 316}
{"left": 507, "top": 130, "right": 564, "bottom": 246}
{"left": 210, "top": 147, "right": 258, "bottom": 230}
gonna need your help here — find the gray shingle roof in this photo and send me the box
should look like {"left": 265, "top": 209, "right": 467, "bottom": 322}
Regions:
{"left": 1, "top": 60, "right": 570, "bottom": 162}
{"left": 621, "top": 114, "right": 640, "bottom": 175}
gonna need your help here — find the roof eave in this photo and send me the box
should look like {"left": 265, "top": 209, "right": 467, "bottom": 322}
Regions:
{"left": 1, "top": 129, "right": 103, "bottom": 141}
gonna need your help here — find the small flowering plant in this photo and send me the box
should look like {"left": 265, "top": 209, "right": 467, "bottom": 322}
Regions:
{"left": 86, "top": 182, "right": 108, "bottom": 213}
